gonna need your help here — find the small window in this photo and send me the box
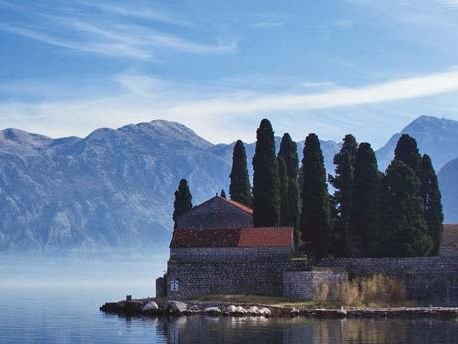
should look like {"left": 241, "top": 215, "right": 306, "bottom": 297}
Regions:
{"left": 170, "top": 279, "right": 179, "bottom": 292}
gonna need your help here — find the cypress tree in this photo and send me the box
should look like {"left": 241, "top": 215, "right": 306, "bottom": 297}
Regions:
{"left": 329, "top": 134, "right": 358, "bottom": 257}
{"left": 379, "top": 160, "right": 432, "bottom": 257}
{"left": 277, "top": 156, "right": 289, "bottom": 226}
{"left": 420, "top": 154, "right": 444, "bottom": 256}
{"left": 173, "top": 179, "right": 193, "bottom": 226}
{"left": 394, "top": 134, "right": 421, "bottom": 175}
{"left": 252, "top": 119, "right": 281, "bottom": 227}
{"left": 229, "top": 140, "right": 252, "bottom": 206}
{"left": 349, "top": 143, "right": 381, "bottom": 257}
{"left": 300, "top": 133, "right": 332, "bottom": 258}
{"left": 278, "top": 133, "right": 300, "bottom": 228}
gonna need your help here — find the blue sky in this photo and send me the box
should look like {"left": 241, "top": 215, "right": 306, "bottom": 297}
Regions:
{"left": 2, "top": 0, "right": 458, "bottom": 147}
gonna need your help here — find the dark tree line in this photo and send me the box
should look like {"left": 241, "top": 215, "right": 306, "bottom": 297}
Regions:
{"left": 227, "top": 120, "right": 444, "bottom": 259}
{"left": 173, "top": 118, "right": 444, "bottom": 259}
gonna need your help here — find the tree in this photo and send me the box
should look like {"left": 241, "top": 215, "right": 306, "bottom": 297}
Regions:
{"left": 394, "top": 134, "right": 421, "bottom": 175}
{"left": 378, "top": 160, "right": 432, "bottom": 257}
{"left": 299, "top": 133, "right": 332, "bottom": 258}
{"left": 278, "top": 133, "right": 300, "bottom": 228}
{"left": 328, "top": 134, "right": 358, "bottom": 257}
{"left": 420, "top": 154, "right": 444, "bottom": 256}
{"left": 229, "top": 140, "right": 252, "bottom": 206}
{"left": 277, "top": 156, "right": 289, "bottom": 226}
{"left": 349, "top": 143, "right": 381, "bottom": 257}
{"left": 252, "top": 119, "right": 281, "bottom": 227}
{"left": 220, "top": 189, "right": 227, "bottom": 199}
{"left": 173, "top": 179, "right": 193, "bottom": 226}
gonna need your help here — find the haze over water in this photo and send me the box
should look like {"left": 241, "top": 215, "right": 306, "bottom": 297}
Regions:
{"left": 1, "top": 255, "right": 457, "bottom": 344}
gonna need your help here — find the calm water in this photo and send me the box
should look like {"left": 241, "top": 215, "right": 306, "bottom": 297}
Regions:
{"left": 1, "top": 287, "right": 458, "bottom": 344}
{"left": 1, "top": 258, "right": 458, "bottom": 343}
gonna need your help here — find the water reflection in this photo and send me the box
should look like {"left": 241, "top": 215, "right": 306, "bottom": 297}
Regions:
{"left": 155, "top": 316, "right": 458, "bottom": 344}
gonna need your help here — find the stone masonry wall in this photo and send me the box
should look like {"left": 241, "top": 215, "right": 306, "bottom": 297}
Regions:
{"left": 283, "top": 270, "right": 348, "bottom": 301}
{"left": 166, "top": 258, "right": 310, "bottom": 299}
{"left": 316, "top": 257, "right": 458, "bottom": 306}
{"left": 175, "top": 197, "right": 252, "bottom": 230}
{"left": 164, "top": 256, "right": 458, "bottom": 306}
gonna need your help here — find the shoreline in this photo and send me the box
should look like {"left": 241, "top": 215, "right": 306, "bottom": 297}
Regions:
{"left": 100, "top": 298, "right": 458, "bottom": 319}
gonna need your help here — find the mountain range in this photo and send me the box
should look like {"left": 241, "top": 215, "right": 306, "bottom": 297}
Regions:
{"left": 0, "top": 115, "right": 457, "bottom": 254}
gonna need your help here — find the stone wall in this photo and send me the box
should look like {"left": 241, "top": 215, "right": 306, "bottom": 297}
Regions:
{"left": 315, "top": 257, "right": 458, "bottom": 306}
{"left": 283, "top": 269, "right": 348, "bottom": 301}
{"left": 170, "top": 247, "right": 293, "bottom": 261}
{"left": 166, "top": 258, "right": 310, "bottom": 299}
{"left": 163, "top": 256, "right": 458, "bottom": 306}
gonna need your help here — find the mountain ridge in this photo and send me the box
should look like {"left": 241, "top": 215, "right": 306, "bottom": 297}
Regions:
{"left": 1, "top": 115, "right": 458, "bottom": 254}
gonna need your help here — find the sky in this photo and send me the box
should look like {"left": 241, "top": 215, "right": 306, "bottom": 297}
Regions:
{"left": 2, "top": 0, "right": 458, "bottom": 147}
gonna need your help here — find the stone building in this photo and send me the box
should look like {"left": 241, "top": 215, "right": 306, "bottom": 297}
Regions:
{"left": 156, "top": 195, "right": 458, "bottom": 305}
{"left": 160, "top": 195, "right": 295, "bottom": 298}
{"left": 174, "top": 195, "right": 253, "bottom": 230}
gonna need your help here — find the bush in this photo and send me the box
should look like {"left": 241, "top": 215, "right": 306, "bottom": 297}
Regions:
{"left": 336, "top": 274, "right": 409, "bottom": 307}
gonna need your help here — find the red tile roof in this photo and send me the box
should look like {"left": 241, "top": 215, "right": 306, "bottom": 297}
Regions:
{"left": 170, "top": 227, "right": 293, "bottom": 248}
{"left": 238, "top": 228, "right": 292, "bottom": 247}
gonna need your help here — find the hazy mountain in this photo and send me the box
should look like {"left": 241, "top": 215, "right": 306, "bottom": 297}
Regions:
{"left": 438, "top": 159, "right": 458, "bottom": 223}
{"left": 0, "top": 120, "right": 339, "bottom": 254}
{"left": 3, "top": 114, "right": 458, "bottom": 254}
{"left": 376, "top": 116, "right": 458, "bottom": 172}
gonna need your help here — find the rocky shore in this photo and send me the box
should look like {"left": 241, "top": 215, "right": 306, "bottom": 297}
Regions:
{"left": 100, "top": 298, "right": 458, "bottom": 319}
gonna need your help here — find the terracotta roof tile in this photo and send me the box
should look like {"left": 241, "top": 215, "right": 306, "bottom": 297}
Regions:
{"left": 238, "top": 228, "right": 293, "bottom": 247}
{"left": 170, "top": 227, "right": 293, "bottom": 248}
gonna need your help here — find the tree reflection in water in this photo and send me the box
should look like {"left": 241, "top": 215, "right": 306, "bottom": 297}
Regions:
{"left": 155, "top": 315, "right": 458, "bottom": 344}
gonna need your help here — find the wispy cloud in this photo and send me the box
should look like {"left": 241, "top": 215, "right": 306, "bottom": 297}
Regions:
{"left": 0, "top": 1, "right": 236, "bottom": 60}
{"left": 0, "top": 24, "right": 152, "bottom": 60}
{"left": 162, "top": 67, "right": 458, "bottom": 116}
{"left": 251, "top": 21, "right": 285, "bottom": 29}
{"left": 3, "top": 68, "right": 458, "bottom": 144}
{"left": 77, "top": 0, "right": 189, "bottom": 26}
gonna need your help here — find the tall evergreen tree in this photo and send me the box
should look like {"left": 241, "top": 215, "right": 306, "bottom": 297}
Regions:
{"left": 420, "top": 154, "right": 444, "bottom": 256}
{"left": 379, "top": 160, "right": 432, "bottom": 257}
{"left": 252, "top": 119, "right": 281, "bottom": 227}
{"left": 277, "top": 156, "right": 289, "bottom": 226}
{"left": 328, "top": 134, "right": 358, "bottom": 257}
{"left": 349, "top": 143, "right": 381, "bottom": 257}
{"left": 278, "top": 133, "right": 300, "bottom": 228}
{"left": 394, "top": 134, "right": 421, "bottom": 175}
{"left": 173, "top": 179, "right": 193, "bottom": 226}
{"left": 229, "top": 140, "right": 252, "bottom": 206}
{"left": 300, "top": 133, "right": 332, "bottom": 258}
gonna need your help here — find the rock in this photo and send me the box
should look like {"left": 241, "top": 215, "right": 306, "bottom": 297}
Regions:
{"left": 226, "top": 305, "right": 238, "bottom": 314}
{"left": 142, "top": 301, "right": 161, "bottom": 316}
{"left": 290, "top": 307, "right": 299, "bottom": 317}
{"left": 247, "top": 306, "right": 260, "bottom": 316}
{"left": 235, "top": 306, "right": 247, "bottom": 314}
{"left": 204, "top": 307, "right": 222, "bottom": 316}
{"left": 188, "top": 305, "right": 200, "bottom": 312}
{"left": 142, "top": 301, "right": 159, "bottom": 313}
{"left": 259, "top": 307, "right": 272, "bottom": 317}
{"left": 168, "top": 301, "right": 188, "bottom": 314}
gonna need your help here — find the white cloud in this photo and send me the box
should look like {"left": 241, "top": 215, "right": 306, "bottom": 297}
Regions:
{"left": 0, "top": 24, "right": 152, "bottom": 60}
{"left": 77, "top": 0, "right": 189, "bottom": 26}
{"left": 3, "top": 68, "right": 458, "bottom": 145}
{"left": 0, "top": 2, "right": 236, "bottom": 61}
